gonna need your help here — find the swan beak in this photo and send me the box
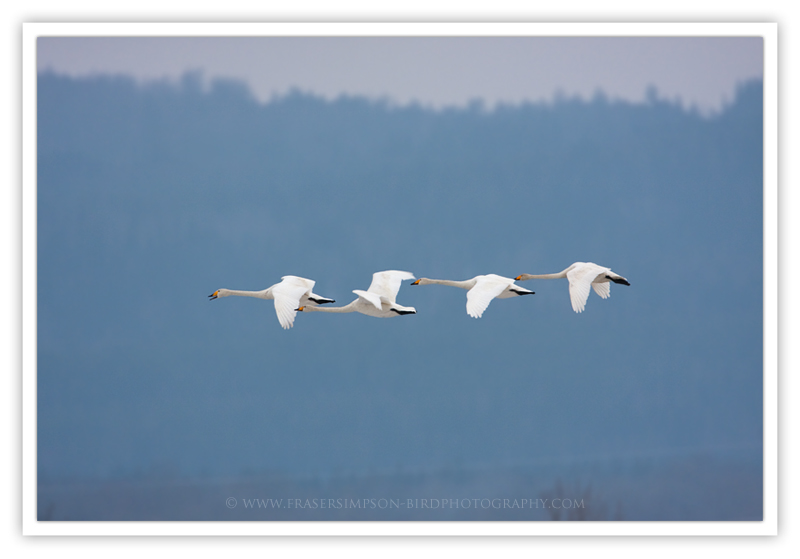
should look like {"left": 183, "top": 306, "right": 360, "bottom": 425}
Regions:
{"left": 296, "top": 306, "right": 305, "bottom": 312}
{"left": 208, "top": 291, "right": 219, "bottom": 300}
{"left": 515, "top": 275, "right": 522, "bottom": 281}
{"left": 411, "top": 280, "right": 420, "bottom": 285}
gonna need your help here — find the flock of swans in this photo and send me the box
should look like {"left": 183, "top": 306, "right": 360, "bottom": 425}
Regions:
{"left": 209, "top": 263, "right": 630, "bottom": 330}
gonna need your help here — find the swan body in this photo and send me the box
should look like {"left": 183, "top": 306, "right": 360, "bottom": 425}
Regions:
{"left": 515, "top": 262, "right": 630, "bottom": 313}
{"left": 298, "top": 270, "right": 417, "bottom": 318}
{"left": 209, "top": 275, "right": 335, "bottom": 329}
{"left": 411, "top": 274, "right": 534, "bottom": 318}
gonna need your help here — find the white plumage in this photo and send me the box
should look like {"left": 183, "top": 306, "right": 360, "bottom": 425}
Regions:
{"left": 516, "top": 262, "right": 630, "bottom": 313}
{"left": 209, "top": 275, "right": 335, "bottom": 329}
{"left": 298, "top": 270, "right": 417, "bottom": 318}
{"left": 411, "top": 274, "right": 535, "bottom": 318}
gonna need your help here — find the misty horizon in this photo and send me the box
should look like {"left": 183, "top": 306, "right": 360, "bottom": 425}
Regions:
{"left": 36, "top": 36, "right": 763, "bottom": 113}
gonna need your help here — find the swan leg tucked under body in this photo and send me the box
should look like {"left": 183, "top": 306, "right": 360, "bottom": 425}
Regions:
{"left": 209, "top": 275, "right": 335, "bottom": 329}
{"left": 411, "top": 274, "right": 534, "bottom": 318}
{"left": 515, "top": 262, "right": 630, "bottom": 313}
{"left": 297, "top": 270, "right": 417, "bottom": 318}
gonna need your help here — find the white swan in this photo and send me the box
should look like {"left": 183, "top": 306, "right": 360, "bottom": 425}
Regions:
{"left": 297, "top": 270, "right": 417, "bottom": 318}
{"left": 411, "top": 274, "right": 535, "bottom": 318}
{"left": 515, "top": 262, "right": 630, "bottom": 313}
{"left": 209, "top": 275, "right": 335, "bottom": 329}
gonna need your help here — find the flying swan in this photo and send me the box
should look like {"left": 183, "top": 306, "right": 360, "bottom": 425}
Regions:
{"left": 209, "top": 275, "right": 335, "bottom": 329}
{"left": 515, "top": 262, "right": 630, "bottom": 313}
{"left": 297, "top": 270, "right": 417, "bottom": 318}
{"left": 410, "top": 274, "right": 534, "bottom": 318}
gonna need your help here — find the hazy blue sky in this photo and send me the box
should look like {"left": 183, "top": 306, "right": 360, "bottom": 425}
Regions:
{"left": 35, "top": 70, "right": 764, "bottom": 521}
{"left": 37, "top": 36, "right": 763, "bottom": 112}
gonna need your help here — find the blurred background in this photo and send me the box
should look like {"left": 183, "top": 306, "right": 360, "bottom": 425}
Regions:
{"left": 36, "top": 37, "right": 763, "bottom": 520}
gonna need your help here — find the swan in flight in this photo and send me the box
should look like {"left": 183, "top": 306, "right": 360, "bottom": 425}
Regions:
{"left": 515, "top": 262, "right": 630, "bottom": 313}
{"left": 297, "top": 270, "right": 417, "bottom": 318}
{"left": 411, "top": 274, "right": 534, "bottom": 318}
{"left": 209, "top": 275, "right": 335, "bottom": 329}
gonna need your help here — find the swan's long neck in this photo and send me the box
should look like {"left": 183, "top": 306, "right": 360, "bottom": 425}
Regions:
{"left": 520, "top": 271, "right": 568, "bottom": 280}
{"left": 222, "top": 289, "right": 273, "bottom": 299}
{"left": 420, "top": 278, "right": 475, "bottom": 290}
{"left": 302, "top": 300, "right": 358, "bottom": 313}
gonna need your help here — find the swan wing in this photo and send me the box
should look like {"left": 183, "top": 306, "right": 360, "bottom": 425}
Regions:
{"left": 271, "top": 281, "right": 312, "bottom": 329}
{"left": 592, "top": 281, "right": 611, "bottom": 299}
{"left": 353, "top": 289, "right": 384, "bottom": 311}
{"left": 566, "top": 263, "right": 607, "bottom": 313}
{"left": 367, "top": 270, "right": 415, "bottom": 303}
{"left": 466, "top": 276, "right": 509, "bottom": 318}
{"left": 280, "top": 275, "right": 316, "bottom": 292}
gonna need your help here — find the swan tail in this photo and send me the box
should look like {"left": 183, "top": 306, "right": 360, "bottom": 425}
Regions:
{"left": 390, "top": 307, "right": 417, "bottom": 316}
{"left": 509, "top": 288, "right": 535, "bottom": 296}
{"left": 607, "top": 274, "right": 630, "bottom": 286}
{"left": 307, "top": 294, "right": 335, "bottom": 304}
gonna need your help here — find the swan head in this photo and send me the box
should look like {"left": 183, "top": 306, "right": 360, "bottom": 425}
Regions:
{"left": 208, "top": 289, "right": 229, "bottom": 300}
{"left": 410, "top": 279, "right": 429, "bottom": 286}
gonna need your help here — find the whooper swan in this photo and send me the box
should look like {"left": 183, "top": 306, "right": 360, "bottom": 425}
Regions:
{"left": 209, "top": 275, "right": 334, "bottom": 329}
{"left": 515, "top": 262, "right": 630, "bottom": 313}
{"left": 411, "top": 274, "right": 534, "bottom": 318}
{"left": 298, "top": 270, "right": 417, "bottom": 318}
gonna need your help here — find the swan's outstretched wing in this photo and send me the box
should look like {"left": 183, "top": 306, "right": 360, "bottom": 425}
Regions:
{"left": 566, "top": 263, "right": 607, "bottom": 313}
{"left": 272, "top": 279, "right": 314, "bottom": 329}
{"left": 592, "top": 281, "right": 611, "bottom": 299}
{"left": 353, "top": 289, "right": 384, "bottom": 311}
{"left": 280, "top": 275, "right": 315, "bottom": 291}
{"left": 466, "top": 276, "right": 510, "bottom": 318}
{"left": 367, "top": 270, "right": 415, "bottom": 304}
